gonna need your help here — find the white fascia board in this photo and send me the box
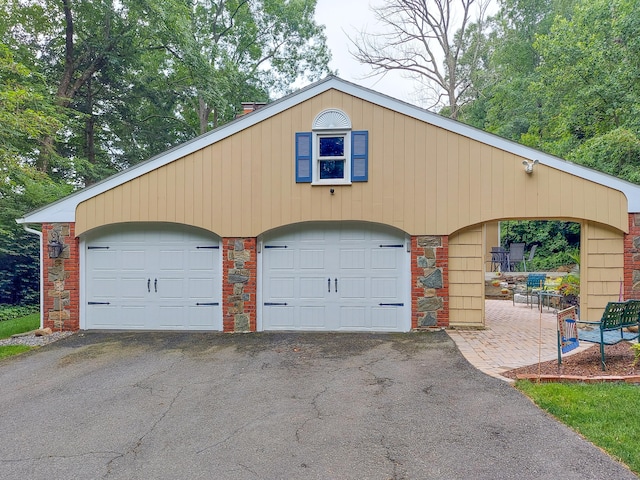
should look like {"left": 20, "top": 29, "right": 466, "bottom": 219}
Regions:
{"left": 16, "top": 76, "right": 640, "bottom": 225}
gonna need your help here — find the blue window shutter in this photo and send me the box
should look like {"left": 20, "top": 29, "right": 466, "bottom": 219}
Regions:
{"left": 295, "top": 132, "right": 312, "bottom": 183}
{"left": 351, "top": 131, "right": 368, "bottom": 182}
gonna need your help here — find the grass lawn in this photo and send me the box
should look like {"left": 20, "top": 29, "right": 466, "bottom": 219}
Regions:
{"left": 516, "top": 380, "right": 640, "bottom": 475}
{"left": 0, "top": 312, "right": 40, "bottom": 358}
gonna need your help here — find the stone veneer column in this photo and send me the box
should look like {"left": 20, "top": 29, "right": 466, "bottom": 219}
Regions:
{"left": 411, "top": 235, "right": 449, "bottom": 328}
{"left": 624, "top": 213, "right": 640, "bottom": 300}
{"left": 222, "top": 238, "right": 257, "bottom": 332}
{"left": 42, "top": 223, "right": 80, "bottom": 331}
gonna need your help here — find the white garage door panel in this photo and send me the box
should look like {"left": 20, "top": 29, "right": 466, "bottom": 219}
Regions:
{"left": 372, "top": 249, "right": 399, "bottom": 269}
{"left": 300, "top": 249, "right": 324, "bottom": 269}
{"left": 339, "top": 277, "right": 366, "bottom": 298}
{"left": 340, "top": 249, "right": 365, "bottom": 269}
{"left": 121, "top": 277, "right": 147, "bottom": 299}
{"left": 157, "top": 277, "right": 184, "bottom": 298}
{"left": 267, "top": 306, "right": 295, "bottom": 328}
{"left": 262, "top": 222, "right": 409, "bottom": 332}
{"left": 157, "top": 305, "right": 186, "bottom": 328}
{"left": 188, "top": 305, "right": 218, "bottom": 328}
{"left": 119, "top": 306, "right": 146, "bottom": 328}
{"left": 371, "top": 277, "right": 400, "bottom": 298}
{"left": 85, "top": 224, "right": 221, "bottom": 331}
{"left": 189, "top": 278, "right": 215, "bottom": 298}
{"left": 372, "top": 306, "right": 402, "bottom": 328}
{"left": 339, "top": 306, "right": 366, "bottom": 328}
{"left": 300, "top": 277, "right": 328, "bottom": 299}
{"left": 270, "top": 277, "right": 296, "bottom": 298}
{"left": 299, "top": 306, "right": 326, "bottom": 328}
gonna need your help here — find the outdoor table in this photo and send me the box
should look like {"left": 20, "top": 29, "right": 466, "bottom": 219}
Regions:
{"left": 537, "top": 290, "right": 564, "bottom": 313}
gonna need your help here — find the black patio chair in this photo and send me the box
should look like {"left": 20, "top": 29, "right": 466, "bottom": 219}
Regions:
{"left": 490, "top": 247, "right": 509, "bottom": 272}
{"left": 508, "top": 243, "right": 525, "bottom": 271}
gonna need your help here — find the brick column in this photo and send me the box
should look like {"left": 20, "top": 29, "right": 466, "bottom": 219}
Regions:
{"left": 624, "top": 213, "right": 640, "bottom": 300}
{"left": 222, "top": 238, "right": 257, "bottom": 332}
{"left": 411, "top": 235, "right": 449, "bottom": 329}
{"left": 43, "top": 223, "right": 79, "bottom": 331}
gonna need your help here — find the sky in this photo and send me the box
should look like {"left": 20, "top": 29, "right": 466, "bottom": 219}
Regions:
{"left": 313, "top": 0, "right": 417, "bottom": 103}
{"left": 313, "top": 0, "right": 499, "bottom": 107}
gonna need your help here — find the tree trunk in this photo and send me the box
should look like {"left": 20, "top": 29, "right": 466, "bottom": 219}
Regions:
{"left": 198, "top": 97, "right": 212, "bottom": 135}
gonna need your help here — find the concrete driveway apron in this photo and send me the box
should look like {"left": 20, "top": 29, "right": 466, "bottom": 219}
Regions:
{"left": 0, "top": 331, "right": 635, "bottom": 480}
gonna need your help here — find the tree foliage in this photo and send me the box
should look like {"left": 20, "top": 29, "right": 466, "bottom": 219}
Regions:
{"left": 0, "top": 0, "right": 330, "bottom": 305}
{"left": 500, "top": 220, "right": 580, "bottom": 271}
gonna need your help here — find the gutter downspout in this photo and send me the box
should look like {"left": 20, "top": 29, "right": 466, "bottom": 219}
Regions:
{"left": 20, "top": 224, "right": 44, "bottom": 330}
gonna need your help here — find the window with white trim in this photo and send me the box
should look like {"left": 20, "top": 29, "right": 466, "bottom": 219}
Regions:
{"left": 295, "top": 109, "right": 368, "bottom": 185}
{"left": 317, "top": 132, "right": 349, "bottom": 183}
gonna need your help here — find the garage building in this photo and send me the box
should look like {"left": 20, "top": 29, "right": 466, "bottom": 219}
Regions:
{"left": 17, "top": 76, "right": 640, "bottom": 332}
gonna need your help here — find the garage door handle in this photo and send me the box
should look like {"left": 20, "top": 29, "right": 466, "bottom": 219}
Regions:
{"left": 335, "top": 278, "right": 338, "bottom": 293}
{"left": 154, "top": 278, "right": 157, "bottom": 293}
{"left": 147, "top": 278, "right": 150, "bottom": 292}
{"left": 328, "top": 278, "right": 331, "bottom": 292}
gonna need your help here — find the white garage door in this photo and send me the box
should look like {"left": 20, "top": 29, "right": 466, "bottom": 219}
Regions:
{"left": 261, "top": 222, "right": 409, "bottom": 331}
{"left": 84, "top": 223, "right": 221, "bottom": 330}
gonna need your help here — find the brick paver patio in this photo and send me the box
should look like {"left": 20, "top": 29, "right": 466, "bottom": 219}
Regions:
{"left": 447, "top": 299, "right": 590, "bottom": 381}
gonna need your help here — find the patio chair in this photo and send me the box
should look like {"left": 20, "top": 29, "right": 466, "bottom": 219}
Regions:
{"left": 490, "top": 247, "right": 509, "bottom": 272}
{"left": 525, "top": 273, "right": 547, "bottom": 308}
{"left": 523, "top": 244, "right": 537, "bottom": 272}
{"left": 508, "top": 243, "right": 525, "bottom": 271}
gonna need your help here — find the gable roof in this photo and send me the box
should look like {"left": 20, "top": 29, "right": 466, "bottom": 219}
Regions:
{"left": 17, "top": 75, "right": 640, "bottom": 225}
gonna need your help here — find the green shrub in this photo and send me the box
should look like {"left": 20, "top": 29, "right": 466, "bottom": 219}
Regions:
{"left": 0, "top": 304, "right": 39, "bottom": 322}
{"left": 558, "top": 274, "right": 580, "bottom": 297}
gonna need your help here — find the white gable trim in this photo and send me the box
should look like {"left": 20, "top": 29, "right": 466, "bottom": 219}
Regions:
{"left": 17, "top": 76, "right": 640, "bottom": 225}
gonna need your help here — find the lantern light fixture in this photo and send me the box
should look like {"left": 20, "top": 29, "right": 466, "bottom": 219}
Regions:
{"left": 47, "top": 230, "right": 65, "bottom": 258}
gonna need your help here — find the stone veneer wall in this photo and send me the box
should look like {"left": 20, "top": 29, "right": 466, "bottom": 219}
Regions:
{"left": 222, "top": 238, "right": 257, "bottom": 332}
{"left": 42, "top": 223, "right": 80, "bottom": 331}
{"left": 411, "top": 235, "right": 449, "bottom": 328}
{"left": 624, "top": 213, "right": 640, "bottom": 300}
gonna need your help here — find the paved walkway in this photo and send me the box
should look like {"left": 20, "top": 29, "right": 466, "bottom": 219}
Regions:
{"left": 447, "top": 299, "right": 590, "bottom": 381}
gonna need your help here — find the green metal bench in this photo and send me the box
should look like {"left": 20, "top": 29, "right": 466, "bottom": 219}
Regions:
{"left": 577, "top": 300, "right": 640, "bottom": 370}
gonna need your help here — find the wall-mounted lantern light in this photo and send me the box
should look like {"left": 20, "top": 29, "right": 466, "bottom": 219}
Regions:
{"left": 47, "top": 230, "right": 65, "bottom": 258}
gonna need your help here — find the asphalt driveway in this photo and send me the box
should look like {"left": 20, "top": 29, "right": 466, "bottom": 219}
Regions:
{"left": 0, "top": 331, "right": 635, "bottom": 479}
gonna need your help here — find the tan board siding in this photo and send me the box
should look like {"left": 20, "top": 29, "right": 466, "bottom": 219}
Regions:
{"left": 76, "top": 89, "right": 629, "bottom": 237}
{"left": 581, "top": 222, "right": 625, "bottom": 320}
{"left": 449, "top": 226, "right": 485, "bottom": 326}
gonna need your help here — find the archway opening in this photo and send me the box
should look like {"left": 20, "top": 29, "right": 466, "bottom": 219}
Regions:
{"left": 486, "top": 220, "right": 581, "bottom": 310}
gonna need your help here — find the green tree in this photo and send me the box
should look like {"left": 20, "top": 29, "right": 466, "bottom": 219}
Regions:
{"left": 529, "top": 0, "right": 640, "bottom": 170}
{"left": 0, "top": 44, "right": 72, "bottom": 304}
{"left": 500, "top": 220, "right": 580, "bottom": 271}
{"left": 460, "top": 0, "right": 576, "bottom": 137}
{"left": 135, "top": 0, "right": 331, "bottom": 135}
